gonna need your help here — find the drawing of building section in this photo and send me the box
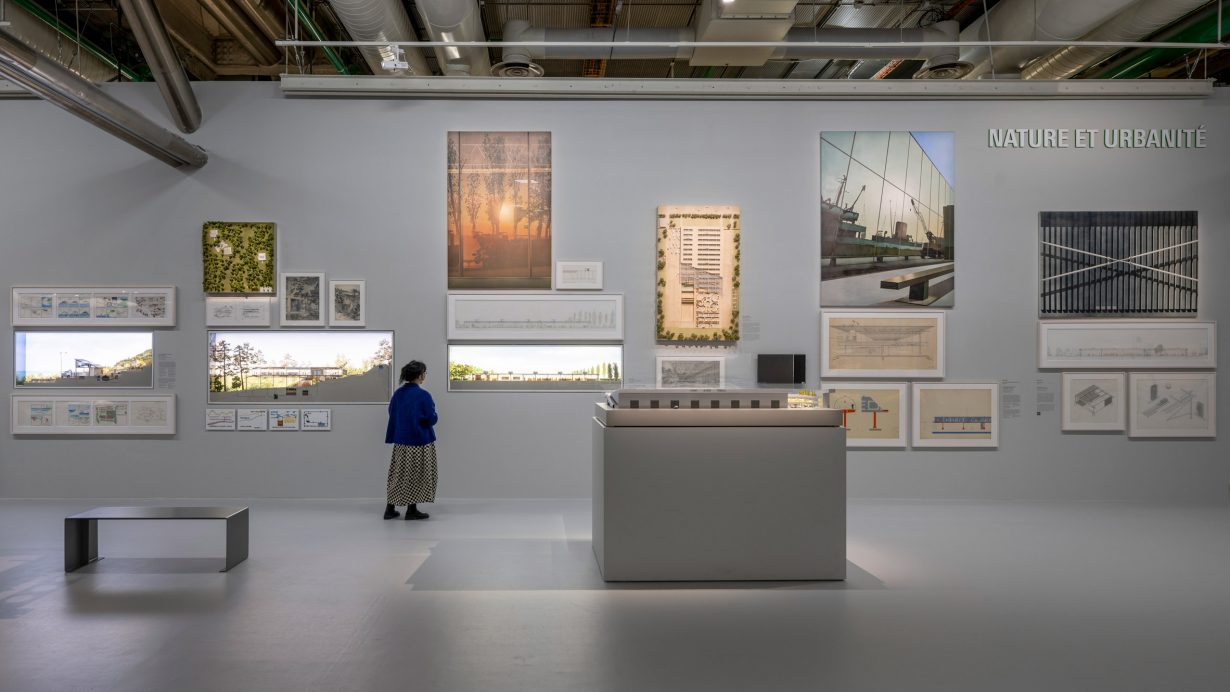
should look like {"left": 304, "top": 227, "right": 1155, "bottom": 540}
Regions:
{"left": 1074, "top": 384, "right": 1114, "bottom": 414}
{"left": 1040, "top": 322, "right": 1215, "bottom": 368}
{"left": 914, "top": 384, "right": 997, "bottom": 446}
{"left": 448, "top": 294, "right": 624, "bottom": 340}
{"left": 826, "top": 317, "right": 940, "bottom": 376}
{"left": 657, "top": 205, "right": 740, "bottom": 342}
{"left": 822, "top": 383, "right": 906, "bottom": 446}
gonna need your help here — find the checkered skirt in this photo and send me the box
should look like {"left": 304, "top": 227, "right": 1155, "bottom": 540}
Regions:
{"left": 387, "top": 443, "right": 438, "bottom": 505}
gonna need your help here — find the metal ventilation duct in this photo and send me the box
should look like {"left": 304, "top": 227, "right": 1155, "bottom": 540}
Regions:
{"left": 1, "top": 5, "right": 123, "bottom": 82}
{"left": 327, "top": 0, "right": 430, "bottom": 75}
{"left": 415, "top": 0, "right": 490, "bottom": 76}
{"left": 117, "top": 0, "right": 201, "bottom": 133}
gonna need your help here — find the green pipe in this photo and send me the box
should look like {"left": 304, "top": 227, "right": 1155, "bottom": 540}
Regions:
{"left": 9, "top": 0, "right": 144, "bottom": 81}
{"left": 285, "top": 0, "right": 351, "bottom": 75}
{"left": 1097, "top": 1, "right": 1229, "bottom": 79}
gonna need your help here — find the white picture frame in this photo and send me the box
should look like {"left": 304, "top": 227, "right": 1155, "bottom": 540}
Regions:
{"left": 12, "top": 286, "right": 175, "bottom": 327}
{"left": 1061, "top": 372, "right": 1127, "bottom": 432}
{"left": 1038, "top": 321, "right": 1216, "bottom": 369}
{"left": 656, "top": 356, "right": 725, "bottom": 389}
{"left": 11, "top": 394, "right": 175, "bottom": 435}
{"left": 301, "top": 408, "right": 332, "bottom": 430}
{"left": 1128, "top": 372, "right": 1216, "bottom": 439}
{"left": 328, "top": 280, "right": 366, "bottom": 327}
{"left": 555, "top": 261, "right": 604, "bottom": 290}
{"left": 269, "top": 408, "right": 300, "bottom": 430}
{"left": 206, "top": 297, "right": 273, "bottom": 327}
{"left": 206, "top": 408, "right": 238, "bottom": 431}
{"left": 820, "top": 381, "right": 909, "bottom": 448}
{"left": 280, "top": 273, "right": 325, "bottom": 327}
{"left": 236, "top": 408, "right": 268, "bottom": 431}
{"left": 447, "top": 293, "right": 624, "bottom": 341}
{"left": 911, "top": 382, "right": 999, "bottom": 448}
{"left": 821, "top": 309, "right": 946, "bottom": 379}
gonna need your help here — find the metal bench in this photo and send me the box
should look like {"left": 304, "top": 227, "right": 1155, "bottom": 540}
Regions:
{"left": 65, "top": 506, "right": 249, "bottom": 573}
{"left": 880, "top": 264, "right": 954, "bottom": 305}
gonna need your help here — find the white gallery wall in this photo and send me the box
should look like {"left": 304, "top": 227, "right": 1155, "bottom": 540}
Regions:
{"left": 0, "top": 83, "right": 1227, "bottom": 500}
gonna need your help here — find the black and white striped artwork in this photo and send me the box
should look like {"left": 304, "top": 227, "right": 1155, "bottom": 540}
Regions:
{"left": 1039, "top": 211, "right": 1198, "bottom": 316}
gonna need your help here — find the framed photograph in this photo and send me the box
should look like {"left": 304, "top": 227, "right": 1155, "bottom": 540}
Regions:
{"left": 448, "top": 344, "right": 623, "bottom": 392}
{"left": 657, "top": 205, "right": 740, "bottom": 342}
{"left": 206, "top": 297, "right": 273, "bottom": 327}
{"left": 555, "top": 261, "right": 604, "bottom": 290}
{"left": 236, "top": 408, "right": 268, "bottom": 431}
{"left": 821, "top": 309, "right": 946, "bottom": 378}
{"left": 202, "top": 221, "right": 276, "bottom": 295}
{"left": 15, "top": 331, "right": 154, "bottom": 389}
{"left": 269, "top": 408, "right": 300, "bottom": 430}
{"left": 280, "top": 273, "right": 325, "bottom": 326}
{"left": 1038, "top": 321, "right": 1216, "bottom": 369}
{"left": 12, "top": 286, "right": 175, "bottom": 326}
{"left": 12, "top": 394, "right": 175, "bottom": 435}
{"left": 208, "top": 330, "right": 393, "bottom": 404}
{"left": 301, "top": 409, "right": 332, "bottom": 430}
{"left": 329, "top": 280, "right": 366, "bottom": 327}
{"left": 206, "top": 408, "right": 238, "bottom": 431}
{"left": 1040, "top": 211, "right": 1197, "bottom": 317}
{"left": 447, "top": 293, "right": 624, "bottom": 341}
{"left": 912, "top": 382, "right": 999, "bottom": 448}
{"left": 1061, "top": 373, "right": 1127, "bottom": 432}
{"left": 820, "top": 382, "right": 909, "bottom": 448}
{"left": 656, "top": 356, "right": 725, "bottom": 389}
{"left": 1128, "top": 372, "right": 1216, "bottom": 438}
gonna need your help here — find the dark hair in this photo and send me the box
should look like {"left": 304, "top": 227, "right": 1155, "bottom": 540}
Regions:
{"left": 400, "top": 360, "right": 427, "bottom": 384}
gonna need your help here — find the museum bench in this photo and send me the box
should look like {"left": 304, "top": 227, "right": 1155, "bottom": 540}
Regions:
{"left": 64, "top": 506, "right": 249, "bottom": 573}
{"left": 880, "top": 264, "right": 955, "bottom": 305}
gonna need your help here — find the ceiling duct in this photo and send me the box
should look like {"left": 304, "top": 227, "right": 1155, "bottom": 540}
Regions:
{"left": 117, "top": 0, "right": 201, "bottom": 133}
{"left": 199, "top": 0, "right": 281, "bottom": 65}
{"left": 0, "top": 29, "right": 207, "bottom": 168}
{"left": 1, "top": 3, "right": 128, "bottom": 82}
{"left": 415, "top": 0, "right": 490, "bottom": 77}
{"left": 327, "top": 0, "right": 430, "bottom": 75}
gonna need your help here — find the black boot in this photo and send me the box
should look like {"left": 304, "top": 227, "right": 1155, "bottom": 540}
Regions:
{"left": 405, "top": 503, "right": 430, "bottom": 520}
{"left": 383, "top": 503, "right": 400, "bottom": 520}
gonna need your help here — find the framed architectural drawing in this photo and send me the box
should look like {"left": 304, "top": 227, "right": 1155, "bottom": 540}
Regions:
{"left": 208, "top": 330, "right": 393, "bottom": 404}
{"left": 821, "top": 131, "right": 955, "bottom": 308}
{"left": 12, "top": 286, "right": 175, "bottom": 326}
{"left": 206, "top": 408, "right": 238, "bottom": 430}
{"left": 447, "top": 131, "right": 552, "bottom": 289}
{"left": 1038, "top": 321, "right": 1215, "bottom": 369}
{"left": 1040, "top": 211, "right": 1197, "bottom": 317}
{"left": 821, "top": 382, "right": 909, "bottom": 448}
{"left": 269, "top": 408, "right": 300, "bottom": 430}
{"left": 236, "top": 408, "right": 268, "bottom": 431}
{"left": 555, "top": 261, "right": 603, "bottom": 290}
{"left": 912, "top": 382, "right": 999, "bottom": 448}
{"left": 448, "top": 344, "right": 622, "bottom": 392}
{"left": 280, "top": 273, "right": 325, "bottom": 326}
{"left": 447, "top": 293, "right": 623, "bottom": 341}
{"left": 206, "top": 297, "right": 273, "bottom": 327}
{"left": 329, "top": 280, "right": 366, "bottom": 327}
{"left": 657, "top": 205, "right": 740, "bottom": 342}
{"left": 202, "top": 221, "right": 276, "bottom": 295}
{"left": 15, "top": 331, "right": 153, "bottom": 388}
{"left": 1128, "top": 372, "right": 1216, "bottom": 438}
{"left": 821, "top": 310, "right": 945, "bottom": 378}
{"left": 301, "top": 409, "right": 332, "bottom": 430}
{"left": 12, "top": 394, "right": 175, "bottom": 435}
{"left": 1061, "top": 373, "right": 1126, "bottom": 432}
{"left": 656, "top": 356, "right": 725, "bottom": 389}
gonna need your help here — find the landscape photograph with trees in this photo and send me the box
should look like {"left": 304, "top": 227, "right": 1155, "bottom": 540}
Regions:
{"left": 448, "top": 345, "right": 622, "bottom": 392}
{"left": 208, "top": 331, "right": 393, "bottom": 403}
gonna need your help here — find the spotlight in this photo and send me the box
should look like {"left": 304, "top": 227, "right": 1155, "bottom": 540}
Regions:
{"left": 380, "top": 45, "right": 409, "bottom": 71}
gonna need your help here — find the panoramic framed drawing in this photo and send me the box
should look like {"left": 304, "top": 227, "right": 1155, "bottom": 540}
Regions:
{"left": 12, "top": 394, "right": 175, "bottom": 435}
{"left": 656, "top": 356, "right": 725, "bottom": 389}
{"left": 1038, "top": 321, "right": 1215, "bottom": 369}
{"left": 555, "top": 261, "right": 603, "bottom": 290}
{"left": 447, "top": 131, "right": 552, "bottom": 289}
{"left": 821, "top": 310, "right": 945, "bottom": 378}
{"left": 1040, "top": 210, "right": 1197, "bottom": 317}
{"left": 329, "top": 280, "right": 366, "bottom": 327}
{"left": 280, "top": 273, "right": 325, "bottom": 326}
{"left": 1128, "top": 372, "right": 1216, "bottom": 438}
{"left": 447, "top": 293, "right": 623, "bottom": 341}
{"left": 448, "top": 344, "right": 622, "bottom": 392}
{"left": 208, "top": 330, "right": 393, "bottom": 404}
{"left": 657, "top": 205, "right": 740, "bottom": 342}
{"left": 206, "top": 408, "right": 238, "bottom": 431}
{"left": 202, "top": 221, "right": 276, "bottom": 295}
{"left": 821, "top": 382, "right": 909, "bottom": 448}
{"left": 236, "top": 408, "right": 268, "bottom": 431}
{"left": 1061, "top": 372, "right": 1127, "bottom": 432}
{"left": 821, "top": 131, "right": 955, "bottom": 308}
{"left": 912, "top": 382, "right": 999, "bottom": 448}
{"left": 12, "top": 286, "right": 175, "bottom": 326}
{"left": 15, "top": 331, "right": 153, "bottom": 388}
{"left": 205, "top": 297, "right": 273, "bottom": 327}
{"left": 301, "top": 409, "right": 332, "bottom": 430}
{"left": 269, "top": 408, "right": 300, "bottom": 430}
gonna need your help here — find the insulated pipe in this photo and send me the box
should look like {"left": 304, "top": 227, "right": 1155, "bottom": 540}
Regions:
{"left": 415, "top": 0, "right": 490, "bottom": 76}
{"left": 7, "top": 0, "right": 139, "bottom": 81}
{"left": 1093, "top": 0, "right": 1230, "bottom": 78}
{"left": 0, "top": 29, "right": 207, "bottom": 168}
{"left": 501, "top": 21, "right": 692, "bottom": 61}
{"left": 117, "top": 0, "right": 201, "bottom": 133}
{"left": 1023, "top": 0, "right": 1214, "bottom": 80}
{"left": 326, "top": 0, "right": 430, "bottom": 76}
{"left": 199, "top": 0, "right": 280, "bottom": 65}
{"left": 769, "top": 23, "right": 959, "bottom": 61}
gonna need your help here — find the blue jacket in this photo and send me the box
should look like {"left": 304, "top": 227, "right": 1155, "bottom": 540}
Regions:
{"left": 385, "top": 383, "right": 438, "bottom": 446}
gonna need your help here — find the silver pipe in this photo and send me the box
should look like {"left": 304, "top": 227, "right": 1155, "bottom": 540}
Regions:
{"left": 0, "top": 29, "right": 207, "bottom": 168}
{"left": 199, "top": 0, "right": 280, "bottom": 65}
{"left": 118, "top": 0, "right": 201, "bottom": 133}
{"left": 326, "top": 0, "right": 431, "bottom": 76}
{"left": 502, "top": 22, "right": 693, "bottom": 61}
{"left": 415, "top": 0, "right": 489, "bottom": 75}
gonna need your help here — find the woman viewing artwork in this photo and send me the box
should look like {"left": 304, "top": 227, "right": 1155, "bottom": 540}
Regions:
{"left": 384, "top": 360, "right": 438, "bottom": 520}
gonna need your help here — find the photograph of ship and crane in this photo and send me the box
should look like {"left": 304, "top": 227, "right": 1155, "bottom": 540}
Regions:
{"left": 821, "top": 131, "right": 955, "bottom": 308}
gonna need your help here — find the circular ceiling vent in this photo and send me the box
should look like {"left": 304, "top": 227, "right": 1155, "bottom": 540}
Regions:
{"left": 914, "top": 60, "right": 974, "bottom": 80}
{"left": 491, "top": 61, "right": 545, "bottom": 78}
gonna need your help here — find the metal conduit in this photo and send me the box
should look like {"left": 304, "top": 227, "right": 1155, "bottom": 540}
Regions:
{"left": 117, "top": 0, "right": 201, "bottom": 133}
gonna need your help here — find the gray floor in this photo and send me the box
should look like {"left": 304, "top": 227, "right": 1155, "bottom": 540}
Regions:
{"left": 1, "top": 498, "right": 1229, "bottom": 692}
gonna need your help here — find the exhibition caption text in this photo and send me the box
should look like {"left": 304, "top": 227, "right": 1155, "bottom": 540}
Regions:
{"left": 987, "top": 127, "right": 1207, "bottom": 149}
